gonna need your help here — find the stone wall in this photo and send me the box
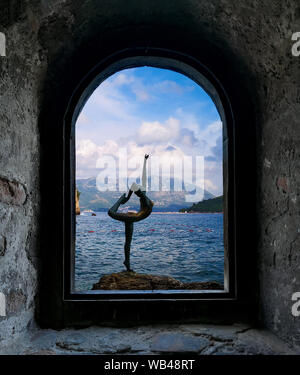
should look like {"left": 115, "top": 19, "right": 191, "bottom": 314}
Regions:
{"left": 0, "top": 0, "right": 299, "bottom": 348}
{"left": 0, "top": 0, "right": 45, "bottom": 345}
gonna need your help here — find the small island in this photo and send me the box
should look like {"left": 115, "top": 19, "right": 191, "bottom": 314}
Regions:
{"left": 179, "top": 196, "right": 223, "bottom": 213}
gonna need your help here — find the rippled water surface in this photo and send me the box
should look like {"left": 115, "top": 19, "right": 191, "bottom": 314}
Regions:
{"left": 75, "top": 212, "right": 224, "bottom": 291}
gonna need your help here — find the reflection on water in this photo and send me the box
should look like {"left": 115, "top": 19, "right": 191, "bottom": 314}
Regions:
{"left": 75, "top": 212, "right": 224, "bottom": 291}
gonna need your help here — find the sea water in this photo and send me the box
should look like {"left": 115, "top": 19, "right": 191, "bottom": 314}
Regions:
{"left": 75, "top": 212, "right": 224, "bottom": 291}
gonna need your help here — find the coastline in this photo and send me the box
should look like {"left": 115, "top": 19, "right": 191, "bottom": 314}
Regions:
{"left": 79, "top": 211, "right": 223, "bottom": 215}
{"left": 151, "top": 211, "right": 223, "bottom": 214}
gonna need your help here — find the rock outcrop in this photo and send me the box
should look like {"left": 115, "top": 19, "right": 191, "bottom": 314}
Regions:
{"left": 92, "top": 272, "right": 223, "bottom": 290}
{"left": 75, "top": 189, "right": 80, "bottom": 215}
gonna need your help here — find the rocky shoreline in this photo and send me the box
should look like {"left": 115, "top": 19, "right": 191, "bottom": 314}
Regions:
{"left": 92, "top": 272, "right": 223, "bottom": 290}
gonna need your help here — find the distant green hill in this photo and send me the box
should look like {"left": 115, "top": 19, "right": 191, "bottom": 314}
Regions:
{"left": 179, "top": 196, "right": 223, "bottom": 213}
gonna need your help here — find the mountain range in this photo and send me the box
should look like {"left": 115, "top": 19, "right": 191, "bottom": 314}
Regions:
{"left": 76, "top": 177, "right": 214, "bottom": 212}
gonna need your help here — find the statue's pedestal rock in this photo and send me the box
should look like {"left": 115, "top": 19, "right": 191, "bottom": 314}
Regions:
{"left": 92, "top": 272, "right": 223, "bottom": 290}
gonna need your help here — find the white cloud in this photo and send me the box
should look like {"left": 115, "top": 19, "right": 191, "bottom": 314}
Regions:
{"left": 109, "top": 72, "right": 135, "bottom": 87}
{"left": 136, "top": 117, "right": 180, "bottom": 145}
{"left": 75, "top": 135, "right": 222, "bottom": 194}
{"left": 76, "top": 116, "right": 224, "bottom": 195}
{"left": 132, "top": 87, "right": 151, "bottom": 101}
{"left": 91, "top": 90, "right": 135, "bottom": 122}
{"left": 76, "top": 139, "right": 120, "bottom": 178}
{"left": 76, "top": 112, "right": 90, "bottom": 126}
{"left": 153, "top": 80, "right": 185, "bottom": 95}
{"left": 76, "top": 139, "right": 99, "bottom": 158}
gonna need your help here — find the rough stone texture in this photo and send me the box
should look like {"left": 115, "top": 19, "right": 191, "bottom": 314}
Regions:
{"left": 0, "top": 0, "right": 299, "bottom": 351}
{"left": 0, "top": 324, "right": 297, "bottom": 355}
{"left": 151, "top": 333, "right": 210, "bottom": 353}
{"left": 0, "top": 176, "right": 27, "bottom": 206}
{"left": 92, "top": 272, "right": 223, "bottom": 290}
{"left": 0, "top": 0, "right": 44, "bottom": 347}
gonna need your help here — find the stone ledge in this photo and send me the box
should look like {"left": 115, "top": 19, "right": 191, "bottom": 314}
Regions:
{"left": 0, "top": 324, "right": 297, "bottom": 355}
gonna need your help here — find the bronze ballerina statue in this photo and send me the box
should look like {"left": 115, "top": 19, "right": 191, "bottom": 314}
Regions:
{"left": 108, "top": 154, "right": 154, "bottom": 272}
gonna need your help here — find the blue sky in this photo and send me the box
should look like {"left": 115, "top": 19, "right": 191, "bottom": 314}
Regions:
{"left": 76, "top": 67, "right": 223, "bottom": 195}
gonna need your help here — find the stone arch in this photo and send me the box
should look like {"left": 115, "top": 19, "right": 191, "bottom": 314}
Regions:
{"left": 39, "top": 14, "right": 257, "bottom": 327}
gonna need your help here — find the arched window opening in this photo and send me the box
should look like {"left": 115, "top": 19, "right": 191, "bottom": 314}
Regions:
{"left": 73, "top": 64, "right": 228, "bottom": 294}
